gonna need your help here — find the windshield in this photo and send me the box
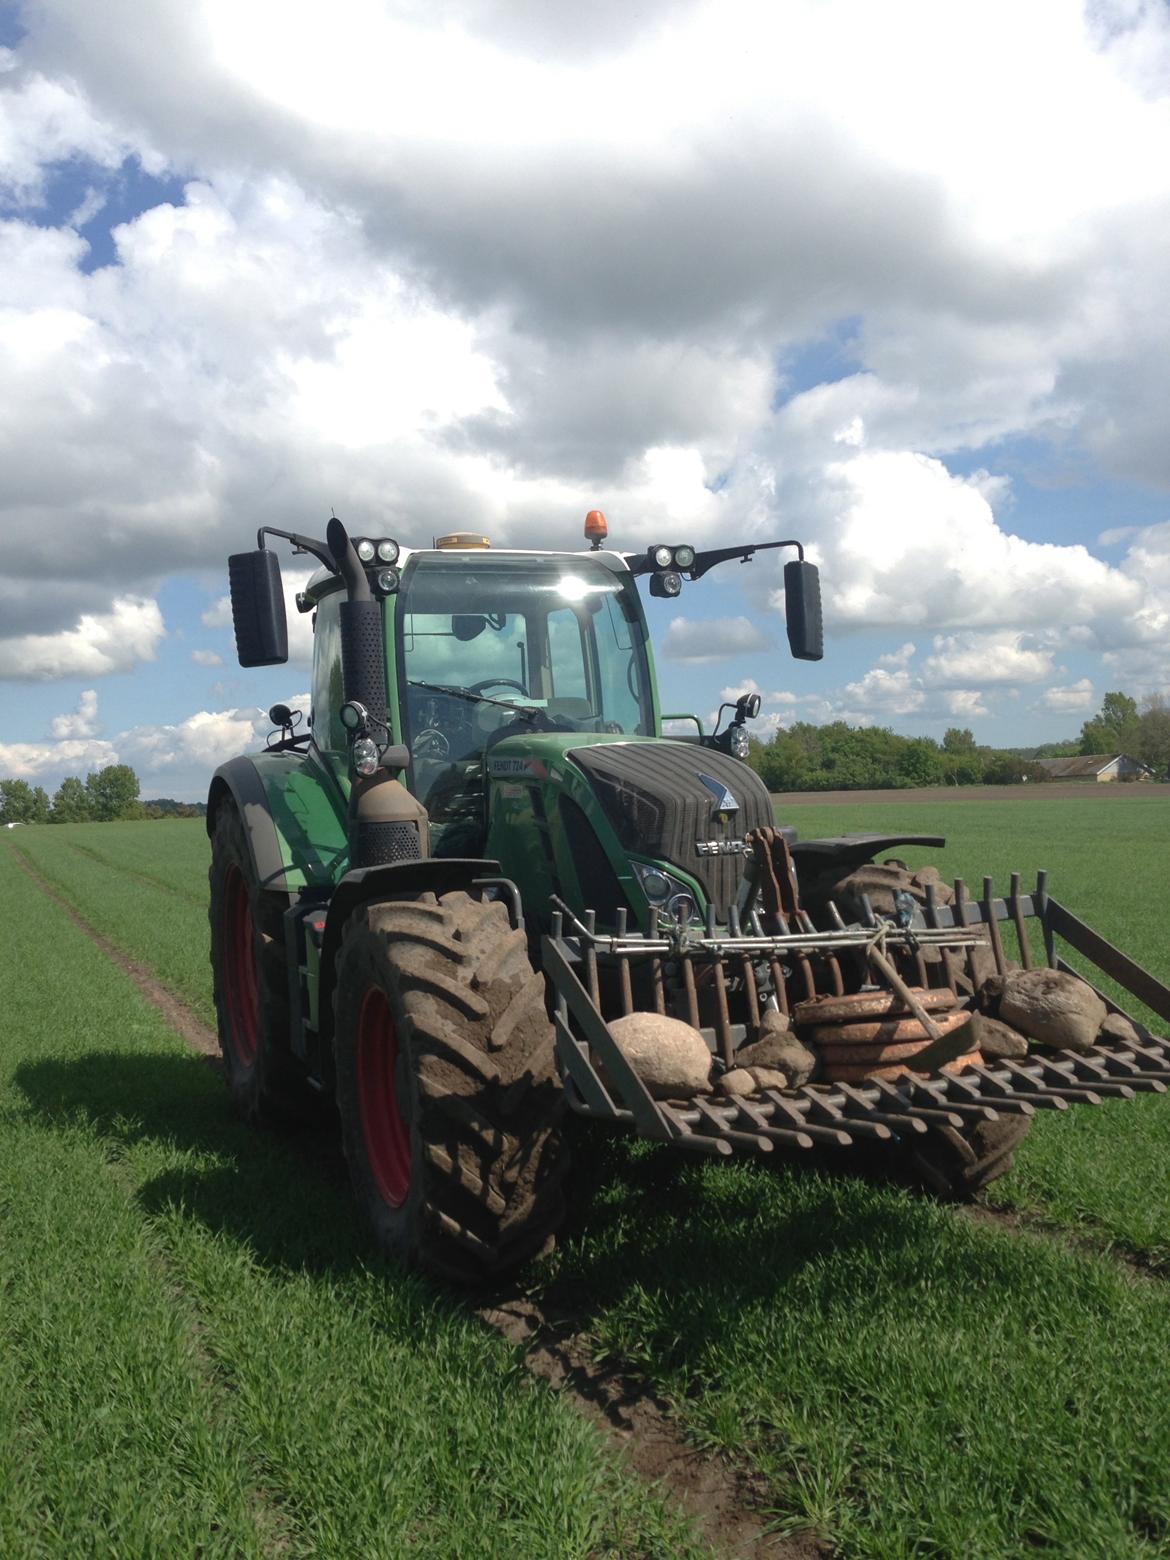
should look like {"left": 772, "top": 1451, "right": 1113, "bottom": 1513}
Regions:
{"left": 396, "top": 552, "right": 653, "bottom": 820}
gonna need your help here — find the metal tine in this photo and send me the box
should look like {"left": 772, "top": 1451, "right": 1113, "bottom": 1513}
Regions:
{"left": 923, "top": 883, "right": 960, "bottom": 997}
{"left": 650, "top": 957, "right": 666, "bottom": 1015}
{"left": 583, "top": 909, "right": 600, "bottom": 1006}
{"left": 728, "top": 905, "right": 741, "bottom": 936}
{"left": 960, "top": 1064, "right": 1073, "bottom": 1111}
{"left": 706, "top": 902, "right": 717, "bottom": 938}
{"left": 731, "top": 1095, "right": 816, "bottom": 1150}
{"left": 692, "top": 1096, "right": 774, "bottom": 1153}
{"left": 727, "top": 905, "right": 761, "bottom": 1039}
{"left": 681, "top": 953, "right": 700, "bottom": 1030}
{"left": 761, "top": 1090, "right": 852, "bottom": 1147}
{"left": 1009, "top": 871, "right": 1033, "bottom": 971}
{"left": 1046, "top": 1049, "right": 1164, "bottom": 1094}
{"left": 615, "top": 908, "right": 634, "bottom": 1015}
{"left": 798, "top": 908, "right": 845, "bottom": 996}
{"left": 996, "top": 1057, "right": 1110, "bottom": 1103}
{"left": 711, "top": 950, "right": 735, "bottom": 1069}
{"left": 981, "top": 876, "right": 1008, "bottom": 978}
{"left": 834, "top": 1080, "right": 926, "bottom": 1136}
{"left": 935, "top": 1070, "right": 1039, "bottom": 1115}
{"left": 952, "top": 880, "right": 981, "bottom": 989}
{"left": 876, "top": 1076, "right": 970, "bottom": 1126}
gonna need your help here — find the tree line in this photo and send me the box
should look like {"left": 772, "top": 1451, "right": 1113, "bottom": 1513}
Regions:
{"left": 0, "top": 765, "right": 206, "bottom": 825}
{"left": 747, "top": 690, "right": 1169, "bottom": 793}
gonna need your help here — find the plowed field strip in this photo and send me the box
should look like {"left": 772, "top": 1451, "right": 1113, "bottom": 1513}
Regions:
{"left": 62, "top": 835, "right": 206, "bottom": 905}
{"left": 10, "top": 847, "right": 219, "bottom": 1057}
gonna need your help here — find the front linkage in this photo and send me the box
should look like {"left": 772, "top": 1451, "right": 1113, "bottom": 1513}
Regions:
{"left": 543, "top": 868, "right": 1170, "bottom": 1166}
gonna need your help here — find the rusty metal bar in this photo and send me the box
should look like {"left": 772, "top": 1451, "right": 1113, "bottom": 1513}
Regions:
{"left": 691, "top": 1096, "right": 774, "bottom": 1153}
{"left": 651, "top": 957, "right": 666, "bottom": 1016}
{"left": 711, "top": 955, "right": 734, "bottom": 1069}
{"left": 923, "top": 883, "right": 960, "bottom": 996}
{"left": 681, "top": 953, "right": 700, "bottom": 1030}
{"left": 1044, "top": 899, "right": 1170, "bottom": 1024}
{"left": 1009, "top": 871, "right": 1032, "bottom": 970}
{"left": 982, "top": 876, "right": 1008, "bottom": 978}
{"left": 835, "top": 1081, "right": 928, "bottom": 1135}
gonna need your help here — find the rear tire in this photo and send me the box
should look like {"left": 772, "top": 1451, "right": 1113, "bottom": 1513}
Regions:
{"left": 333, "top": 890, "right": 567, "bottom": 1282}
{"left": 906, "top": 1115, "right": 1031, "bottom": 1200}
{"left": 208, "top": 804, "right": 308, "bottom": 1124}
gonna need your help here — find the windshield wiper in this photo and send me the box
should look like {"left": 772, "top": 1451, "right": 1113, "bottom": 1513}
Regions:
{"left": 407, "top": 679, "right": 541, "bottom": 721}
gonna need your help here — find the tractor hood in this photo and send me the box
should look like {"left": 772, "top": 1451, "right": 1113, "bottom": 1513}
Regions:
{"left": 482, "top": 732, "right": 772, "bottom": 926}
{"left": 567, "top": 739, "right": 773, "bottom": 916}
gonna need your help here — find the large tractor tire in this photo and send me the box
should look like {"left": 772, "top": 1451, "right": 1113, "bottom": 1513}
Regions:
{"left": 904, "top": 1115, "right": 1031, "bottom": 1200}
{"left": 208, "top": 804, "right": 308, "bottom": 1124}
{"left": 333, "top": 890, "right": 567, "bottom": 1283}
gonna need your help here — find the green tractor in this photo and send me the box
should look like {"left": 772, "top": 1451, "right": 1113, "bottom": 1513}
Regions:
{"left": 209, "top": 514, "right": 1170, "bottom": 1281}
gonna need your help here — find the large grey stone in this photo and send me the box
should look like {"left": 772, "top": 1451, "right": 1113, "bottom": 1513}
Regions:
{"left": 746, "top": 1066, "right": 789, "bottom": 1091}
{"left": 716, "top": 1068, "right": 757, "bottom": 1098}
{"left": 735, "top": 1016, "right": 818, "bottom": 1086}
{"left": 998, "top": 969, "right": 1107, "bottom": 1052}
{"left": 1099, "top": 1011, "right": 1145, "bottom": 1047}
{"left": 607, "top": 1012, "right": 713, "bottom": 1099}
{"left": 967, "top": 1013, "right": 1029, "bottom": 1060}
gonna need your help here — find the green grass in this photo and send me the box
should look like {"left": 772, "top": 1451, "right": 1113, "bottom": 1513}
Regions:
{"left": 9, "top": 803, "right": 1170, "bottom": 1556}
{"left": 0, "top": 842, "right": 696, "bottom": 1558}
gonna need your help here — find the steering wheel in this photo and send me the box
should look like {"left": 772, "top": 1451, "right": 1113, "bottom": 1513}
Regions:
{"left": 469, "top": 677, "right": 529, "bottom": 696}
{"left": 411, "top": 728, "right": 450, "bottom": 760}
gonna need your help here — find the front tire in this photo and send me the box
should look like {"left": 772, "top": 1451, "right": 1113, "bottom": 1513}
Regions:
{"left": 208, "top": 804, "right": 307, "bottom": 1123}
{"left": 334, "top": 890, "right": 567, "bottom": 1282}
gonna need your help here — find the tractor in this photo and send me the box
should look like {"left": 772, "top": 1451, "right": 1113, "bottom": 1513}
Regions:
{"left": 208, "top": 513, "right": 1170, "bottom": 1281}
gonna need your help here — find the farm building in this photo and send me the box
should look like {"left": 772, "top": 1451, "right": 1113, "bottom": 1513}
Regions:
{"left": 1034, "top": 753, "right": 1153, "bottom": 782}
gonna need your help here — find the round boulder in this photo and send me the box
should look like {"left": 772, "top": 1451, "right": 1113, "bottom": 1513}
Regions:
{"left": 716, "top": 1068, "right": 757, "bottom": 1098}
{"left": 966, "top": 1013, "right": 1029, "bottom": 1060}
{"left": 735, "top": 1030, "right": 818, "bottom": 1086}
{"left": 998, "top": 969, "right": 1106, "bottom": 1052}
{"left": 607, "top": 1012, "right": 713, "bottom": 1099}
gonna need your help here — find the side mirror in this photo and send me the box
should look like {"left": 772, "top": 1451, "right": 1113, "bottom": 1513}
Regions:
{"left": 784, "top": 559, "right": 823, "bottom": 662}
{"left": 228, "top": 550, "right": 288, "bottom": 667}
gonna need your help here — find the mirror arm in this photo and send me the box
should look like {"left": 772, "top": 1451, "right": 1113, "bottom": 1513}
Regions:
{"left": 256, "top": 526, "right": 335, "bottom": 572}
{"left": 685, "top": 538, "right": 804, "bottom": 580}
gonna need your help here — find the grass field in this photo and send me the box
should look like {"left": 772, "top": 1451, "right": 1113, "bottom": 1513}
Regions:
{"left": 3, "top": 791, "right": 1170, "bottom": 1557}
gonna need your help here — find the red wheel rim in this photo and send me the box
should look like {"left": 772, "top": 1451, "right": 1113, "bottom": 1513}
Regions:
{"left": 356, "top": 987, "right": 411, "bottom": 1209}
{"left": 223, "top": 865, "right": 258, "bottom": 1065}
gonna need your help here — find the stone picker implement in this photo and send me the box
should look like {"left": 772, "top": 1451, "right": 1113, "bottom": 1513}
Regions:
{"left": 208, "top": 512, "right": 1170, "bottom": 1278}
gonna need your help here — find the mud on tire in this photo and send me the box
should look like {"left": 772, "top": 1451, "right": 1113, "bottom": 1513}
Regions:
{"left": 208, "top": 803, "right": 308, "bottom": 1124}
{"left": 905, "top": 1115, "right": 1031, "bottom": 1200}
{"left": 333, "top": 890, "right": 567, "bottom": 1283}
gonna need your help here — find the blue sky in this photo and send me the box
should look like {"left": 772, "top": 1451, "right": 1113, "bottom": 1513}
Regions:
{"left": 2, "top": 0, "right": 1169, "bottom": 798}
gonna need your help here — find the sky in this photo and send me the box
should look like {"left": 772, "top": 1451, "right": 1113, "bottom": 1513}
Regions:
{"left": 2, "top": 0, "right": 1170, "bottom": 800}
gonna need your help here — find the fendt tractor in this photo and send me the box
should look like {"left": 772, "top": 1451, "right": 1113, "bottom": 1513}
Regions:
{"left": 209, "top": 512, "right": 1170, "bottom": 1281}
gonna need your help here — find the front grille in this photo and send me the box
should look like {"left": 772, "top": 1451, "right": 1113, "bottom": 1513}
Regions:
{"left": 569, "top": 741, "right": 772, "bottom": 916}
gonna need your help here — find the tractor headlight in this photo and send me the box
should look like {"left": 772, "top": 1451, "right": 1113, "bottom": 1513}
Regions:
{"left": 728, "top": 723, "right": 750, "bottom": 760}
{"left": 375, "top": 566, "right": 400, "bottom": 594}
{"left": 673, "top": 543, "right": 696, "bottom": 570}
{"left": 650, "top": 544, "right": 674, "bottom": 570}
{"left": 355, "top": 538, "right": 376, "bottom": 563}
{"left": 649, "top": 571, "right": 682, "bottom": 598}
{"left": 376, "top": 538, "right": 399, "bottom": 563}
{"left": 632, "top": 862, "right": 673, "bottom": 904}
{"left": 352, "top": 737, "right": 380, "bottom": 775}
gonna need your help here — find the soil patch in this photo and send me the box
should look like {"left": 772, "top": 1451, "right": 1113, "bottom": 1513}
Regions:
{"left": 12, "top": 848, "right": 221, "bottom": 1062}
{"left": 478, "top": 1292, "right": 825, "bottom": 1559}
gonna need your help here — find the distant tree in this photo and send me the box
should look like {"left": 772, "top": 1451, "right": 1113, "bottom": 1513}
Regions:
{"left": 51, "top": 775, "right": 92, "bottom": 823}
{"left": 84, "top": 764, "right": 141, "bottom": 822}
{"left": 943, "top": 727, "right": 977, "bottom": 753}
{"left": 1138, "top": 694, "right": 1170, "bottom": 779}
{"left": 0, "top": 778, "right": 38, "bottom": 823}
{"left": 1080, "top": 690, "right": 1142, "bottom": 756}
{"left": 30, "top": 786, "right": 50, "bottom": 823}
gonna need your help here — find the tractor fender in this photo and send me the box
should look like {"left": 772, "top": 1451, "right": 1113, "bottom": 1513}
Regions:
{"left": 207, "top": 756, "right": 292, "bottom": 893}
{"left": 317, "top": 857, "right": 513, "bottom": 1045}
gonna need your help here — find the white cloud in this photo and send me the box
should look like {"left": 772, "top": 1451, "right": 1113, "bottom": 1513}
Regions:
{"left": 0, "top": 736, "right": 117, "bottom": 782}
{"left": 661, "top": 615, "right": 773, "bottom": 662}
{"left": 878, "top": 641, "right": 916, "bottom": 668}
{"left": 841, "top": 665, "right": 925, "bottom": 716}
{"left": 922, "top": 631, "right": 1054, "bottom": 688}
{"left": 0, "top": 598, "right": 165, "bottom": 680}
{"left": 49, "top": 688, "right": 99, "bottom": 738}
{"left": 191, "top": 648, "right": 222, "bottom": 666}
{"left": 942, "top": 689, "right": 990, "bottom": 719}
{"left": 1039, "top": 678, "right": 1095, "bottom": 713}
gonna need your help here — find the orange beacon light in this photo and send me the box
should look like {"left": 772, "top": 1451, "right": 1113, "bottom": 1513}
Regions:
{"left": 584, "top": 509, "right": 608, "bottom": 549}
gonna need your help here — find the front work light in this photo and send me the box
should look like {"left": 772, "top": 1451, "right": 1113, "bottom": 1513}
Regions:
{"left": 650, "top": 544, "right": 673, "bottom": 570}
{"left": 649, "top": 570, "right": 682, "bottom": 598}
{"left": 376, "top": 538, "right": 399, "bottom": 563}
{"left": 673, "top": 543, "right": 696, "bottom": 570}
{"left": 355, "top": 538, "right": 376, "bottom": 562}
{"left": 375, "top": 567, "right": 400, "bottom": 594}
{"left": 352, "top": 737, "right": 380, "bottom": 775}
